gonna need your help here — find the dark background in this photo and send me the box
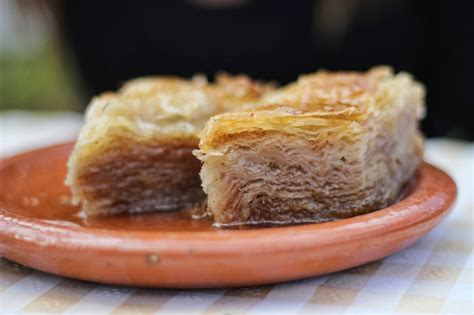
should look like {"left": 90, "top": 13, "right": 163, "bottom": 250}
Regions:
{"left": 2, "top": 0, "right": 473, "bottom": 139}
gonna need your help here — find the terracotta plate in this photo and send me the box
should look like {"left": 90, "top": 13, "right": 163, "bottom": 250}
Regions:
{"left": 0, "top": 143, "right": 456, "bottom": 288}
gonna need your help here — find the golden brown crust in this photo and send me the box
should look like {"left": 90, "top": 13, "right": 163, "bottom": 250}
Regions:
{"left": 68, "top": 66, "right": 425, "bottom": 223}
{"left": 67, "top": 74, "right": 272, "bottom": 215}
{"left": 197, "top": 66, "right": 425, "bottom": 227}
{"left": 199, "top": 66, "right": 425, "bottom": 154}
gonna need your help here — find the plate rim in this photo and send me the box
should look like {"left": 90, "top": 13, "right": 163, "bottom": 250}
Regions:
{"left": 0, "top": 142, "right": 458, "bottom": 287}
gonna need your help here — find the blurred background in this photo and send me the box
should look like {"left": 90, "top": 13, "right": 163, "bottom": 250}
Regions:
{"left": 0, "top": 0, "right": 472, "bottom": 139}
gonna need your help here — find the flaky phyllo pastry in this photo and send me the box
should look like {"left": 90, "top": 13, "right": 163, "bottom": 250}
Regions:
{"left": 196, "top": 66, "right": 425, "bottom": 227}
{"left": 66, "top": 74, "right": 271, "bottom": 215}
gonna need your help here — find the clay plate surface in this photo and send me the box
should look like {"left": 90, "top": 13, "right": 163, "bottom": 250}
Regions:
{"left": 0, "top": 143, "right": 456, "bottom": 288}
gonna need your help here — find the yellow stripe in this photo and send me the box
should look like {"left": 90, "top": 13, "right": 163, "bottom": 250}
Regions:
{"left": 0, "top": 259, "right": 33, "bottom": 292}
{"left": 204, "top": 286, "right": 274, "bottom": 315}
{"left": 309, "top": 285, "right": 359, "bottom": 306}
{"left": 112, "top": 289, "right": 178, "bottom": 315}
{"left": 20, "top": 278, "right": 97, "bottom": 313}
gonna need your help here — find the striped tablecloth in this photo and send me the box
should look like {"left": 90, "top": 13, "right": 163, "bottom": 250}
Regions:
{"left": 1, "top": 111, "right": 473, "bottom": 314}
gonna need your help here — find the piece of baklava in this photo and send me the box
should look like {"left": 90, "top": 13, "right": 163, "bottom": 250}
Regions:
{"left": 197, "top": 66, "right": 425, "bottom": 227}
{"left": 66, "top": 74, "right": 271, "bottom": 216}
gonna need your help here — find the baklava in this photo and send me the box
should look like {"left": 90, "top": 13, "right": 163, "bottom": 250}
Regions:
{"left": 66, "top": 74, "right": 271, "bottom": 215}
{"left": 197, "top": 66, "right": 425, "bottom": 227}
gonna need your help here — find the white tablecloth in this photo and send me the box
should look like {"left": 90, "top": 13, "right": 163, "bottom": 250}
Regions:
{"left": 1, "top": 111, "right": 473, "bottom": 314}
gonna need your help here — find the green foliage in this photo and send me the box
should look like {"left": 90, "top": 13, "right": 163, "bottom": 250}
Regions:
{"left": 0, "top": 44, "right": 83, "bottom": 111}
